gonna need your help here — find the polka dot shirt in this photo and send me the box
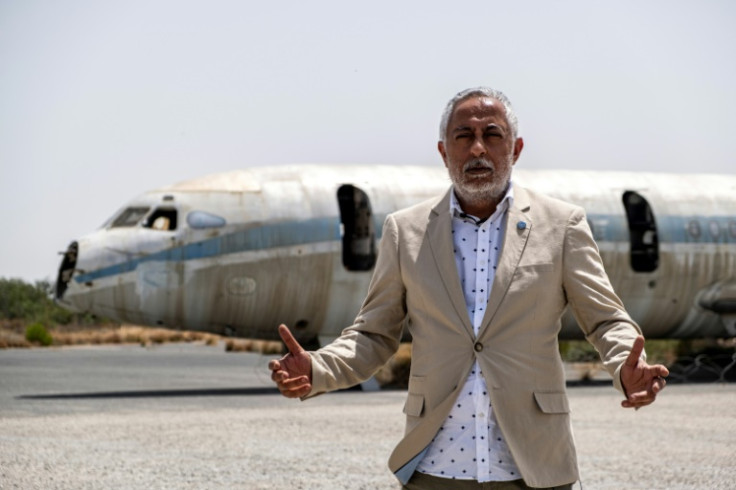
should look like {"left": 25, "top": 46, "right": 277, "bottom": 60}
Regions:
{"left": 416, "top": 184, "right": 521, "bottom": 482}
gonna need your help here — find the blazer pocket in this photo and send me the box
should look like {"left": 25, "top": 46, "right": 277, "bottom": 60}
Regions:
{"left": 533, "top": 392, "right": 570, "bottom": 414}
{"left": 403, "top": 375, "right": 426, "bottom": 417}
{"left": 403, "top": 393, "right": 425, "bottom": 417}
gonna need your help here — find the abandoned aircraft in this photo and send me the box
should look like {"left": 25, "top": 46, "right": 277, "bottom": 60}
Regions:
{"left": 55, "top": 165, "right": 736, "bottom": 346}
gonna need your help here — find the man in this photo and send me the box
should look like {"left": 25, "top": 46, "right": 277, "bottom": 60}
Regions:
{"left": 269, "top": 87, "right": 668, "bottom": 489}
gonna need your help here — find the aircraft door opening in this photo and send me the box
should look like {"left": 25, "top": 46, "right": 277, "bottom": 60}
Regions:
{"left": 56, "top": 241, "right": 78, "bottom": 300}
{"left": 622, "top": 191, "right": 659, "bottom": 272}
{"left": 337, "top": 184, "right": 376, "bottom": 271}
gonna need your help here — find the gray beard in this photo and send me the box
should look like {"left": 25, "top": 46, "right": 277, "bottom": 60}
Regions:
{"left": 449, "top": 157, "right": 512, "bottom": 209}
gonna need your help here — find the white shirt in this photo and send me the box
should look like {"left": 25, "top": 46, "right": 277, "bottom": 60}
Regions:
{"left": 416, "top": 184, "right": 521, "bottom": 482}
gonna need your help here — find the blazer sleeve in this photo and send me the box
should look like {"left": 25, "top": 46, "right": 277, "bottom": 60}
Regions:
{"left": 306, "top": 213, "right": 408, "bottom": 397}
{"left": 562, "top": 207, "right": 643, "bottom": 393}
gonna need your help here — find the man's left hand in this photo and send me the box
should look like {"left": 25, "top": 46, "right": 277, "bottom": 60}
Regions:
{"left": 620, "top": 335, "right": 669, "bottom": 409}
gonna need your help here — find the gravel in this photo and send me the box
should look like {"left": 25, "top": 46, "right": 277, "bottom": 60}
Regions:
{"left": 1, "top": 345, "right": 733, "bottom": 489}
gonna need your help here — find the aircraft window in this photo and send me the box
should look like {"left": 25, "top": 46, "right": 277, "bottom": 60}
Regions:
{"left": 687, "top": 220, "right": 701, "bottom": 239}
{"left": 187, "top": 211, "right": 226, "bottom": 229}
{"left": 709, "top": 221, "right": 721, "bottom": 240}
{"left": 622, "top": 191, "right": 659, "bottom": 272}
{"left": 144, "top": 208, "right": 177, "bottom": 231}
{"left": 337, "top": 184, "right": 376, "bottom": 271}
{"left": 730, "top": 221, "right": 736, "bottom": 239}
{"left": 111, "top": 207, "right": 151, "bottom": 228}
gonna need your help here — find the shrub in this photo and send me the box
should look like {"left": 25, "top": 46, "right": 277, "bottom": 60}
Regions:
{"left": 0, "top": 278, "right": 74, "bottom": 325}
{"left": 25, "top": 322, "right": 53, "bottom": 346}
{"left": 559, "top": 340, "right": 599, "bottom": 362}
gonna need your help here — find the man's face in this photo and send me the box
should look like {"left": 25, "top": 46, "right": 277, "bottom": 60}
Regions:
{"left": 439, "top": 96, "right": 523, "bottom": 207}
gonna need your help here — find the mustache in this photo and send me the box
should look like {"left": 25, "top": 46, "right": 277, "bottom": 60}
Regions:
{"left": 462, "top": 158, "right": 495, "bottom": 172}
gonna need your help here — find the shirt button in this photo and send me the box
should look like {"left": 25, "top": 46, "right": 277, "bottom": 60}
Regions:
{"left": 474, "top": 342, "right": 483, "bottom": 352}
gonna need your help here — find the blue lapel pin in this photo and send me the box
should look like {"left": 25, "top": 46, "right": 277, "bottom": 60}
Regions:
{"left": 517, "top": 221, "right": 527, "bottom": 230}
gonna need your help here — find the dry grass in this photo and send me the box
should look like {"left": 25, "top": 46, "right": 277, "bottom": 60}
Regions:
{"left": 50, "top": 325, "right": 222, "bottom": 347}
{"left": 0, "top": 321, "right": 281, "bottom": 355}
{"left": 224, "top": 338, "right": 283, "bottom": 354}
{"left": 0, "top": 319, "right": 32, "bottom": 348}
{"left": 0, "top": 328, "right": 29, "bottom": 348}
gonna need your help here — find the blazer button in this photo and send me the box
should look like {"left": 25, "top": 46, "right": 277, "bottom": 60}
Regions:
{"left": 474, "top": 342, "right": 483, "bottom": 352}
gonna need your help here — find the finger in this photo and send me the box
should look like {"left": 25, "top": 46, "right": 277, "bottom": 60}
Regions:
{"left": 278, "top": 378, "right": 312, "bottom": 398}
{"left": 622, "top": 398, "right": 653, "bottom": 409}
{"left": 624, "top": 335, "right": 645, "bottom": 368}
{"left": 271, "top": 369, "right": 288, "bottom": 383}
{"left": 622, "top": 391, "right": 657, "bottom": 409}
{"left": 292, "top": 385, "right": 313, "bottom": 398}
{"left": 278, "top": 324, "right": 305, "bottom": 355}
{"left": 625, "top": 383, "right": 661, "bottom": 405}
{"left": 281, "top": 384, "right": 312, "bottom": 399}
{"left": 278, "top": 375, "right": 310, "bottom": 391}
{"left": 268, "top": 359, "right": 281, "bottom": 372}
{"left": 655, "top": 365, "right": 670, "bottom": 378}
{"left": 652, "top": 376, "right": 666, "bottom": 394}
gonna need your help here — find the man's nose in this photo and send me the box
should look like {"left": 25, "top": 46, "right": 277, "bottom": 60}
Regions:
{"left": 470, "top": 138, "right": 486, "bottom": 157}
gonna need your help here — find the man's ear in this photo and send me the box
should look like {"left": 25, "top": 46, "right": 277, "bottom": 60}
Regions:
{"left": 512, "top": 137, "right": 524, "bottom": 164}
{"left": 438, "top": 140, "right": 448, "bottom": 168}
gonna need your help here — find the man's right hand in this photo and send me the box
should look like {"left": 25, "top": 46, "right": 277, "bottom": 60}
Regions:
{"left": 268, "top": 324, "right": 313, "bottom": 398}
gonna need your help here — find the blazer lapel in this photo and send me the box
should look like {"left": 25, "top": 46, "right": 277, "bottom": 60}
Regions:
{"left": 427, "top": 188, "right": 475, "bottom": 338}
{"left": 479, "top": 185, "right": 533, "bottom": 336}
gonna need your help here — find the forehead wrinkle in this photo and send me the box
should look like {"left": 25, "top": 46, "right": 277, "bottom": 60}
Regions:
{"left": 450, "top": 112, "right": 509, "bottom": 135}
{"left": 464, "top": 96, "right": 504, "bottom": 114}
{"left": 450, "top": 97, "right": 510, "bottom": 130}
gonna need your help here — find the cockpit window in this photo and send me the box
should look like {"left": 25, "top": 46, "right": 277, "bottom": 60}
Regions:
{"left": 111, "top": 207, "right": 151, "bottom": 228}
{"left": 144, "top": 208, "right": 178, "bottom": 231}
{"left": 187, "top": 211, "right": 226, "bottom": 229}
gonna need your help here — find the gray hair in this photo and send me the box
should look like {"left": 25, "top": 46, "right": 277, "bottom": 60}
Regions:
{"left": 439, "top": 87, "right": 519, "bottom": 143}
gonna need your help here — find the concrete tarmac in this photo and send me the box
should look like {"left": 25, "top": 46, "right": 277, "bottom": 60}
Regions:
{"left": 1, "top": 343, "right": 734, "bottom": 489}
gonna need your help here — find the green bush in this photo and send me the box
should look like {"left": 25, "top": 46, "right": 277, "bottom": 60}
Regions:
{"left": 0, "top": 278, "right": 45, "bottom": 319}
{"left": 25, "top": 322, "right": 53, "bottom": 346}
{"left": 0, "top": 278, "right": 74, "bottom": 325}
{"left": 559, "top": 340, "right": 600, "bottom": 362}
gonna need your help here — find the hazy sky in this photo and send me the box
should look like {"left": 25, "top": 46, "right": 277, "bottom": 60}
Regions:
{"left": 1, "top": 1, "right": 734, "bottom": 283}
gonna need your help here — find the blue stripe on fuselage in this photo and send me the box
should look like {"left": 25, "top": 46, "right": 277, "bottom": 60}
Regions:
{"left": 74, "top": 213, "right": 734, "bottom": 284}
{"left": 587, "top": 213, "right": 736, "bottom": 244}
{"left": 74, "top": 217, "right": 349, "bottom": 283}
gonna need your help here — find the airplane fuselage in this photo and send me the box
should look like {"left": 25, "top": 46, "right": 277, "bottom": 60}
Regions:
{"left": 55, "top": 165, "right": 736, "bottom": 344}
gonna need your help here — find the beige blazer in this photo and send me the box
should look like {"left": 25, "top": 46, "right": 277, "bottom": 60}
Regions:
{"left": 307, "top": 185, "right": 641, "bottom": 488}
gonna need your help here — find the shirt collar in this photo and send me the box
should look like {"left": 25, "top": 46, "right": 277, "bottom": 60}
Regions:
{"left": 450, "top": 181, "right": 515, "bottom": 222}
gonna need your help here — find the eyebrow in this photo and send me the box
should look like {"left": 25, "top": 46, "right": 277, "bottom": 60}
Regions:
{"left": 451, "top": 123, "right": 506, "bottom": 134}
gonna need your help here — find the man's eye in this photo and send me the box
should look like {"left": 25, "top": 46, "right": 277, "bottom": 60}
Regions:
{"left": 455, "top": 133, "right": 471, "bottom": 140}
